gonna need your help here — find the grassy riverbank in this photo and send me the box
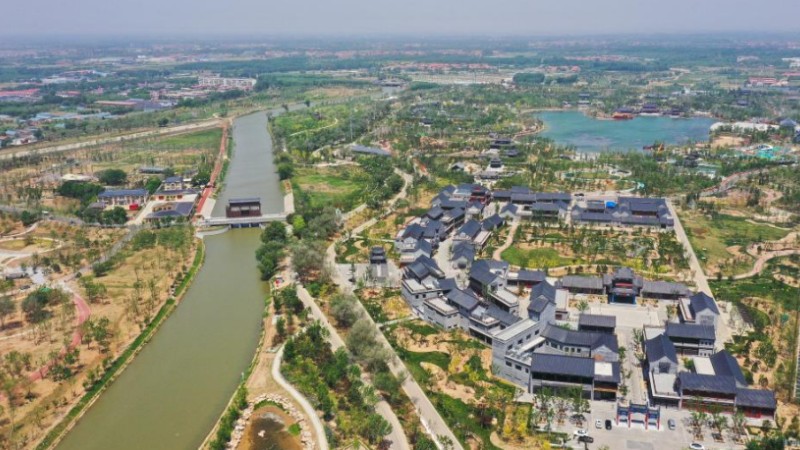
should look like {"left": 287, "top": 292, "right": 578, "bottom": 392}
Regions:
{"left": 35, "top": 238, "right": 206, "bottom": 450}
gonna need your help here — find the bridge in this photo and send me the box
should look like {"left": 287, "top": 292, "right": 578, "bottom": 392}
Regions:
{"left": 196, "top": 213, "right": 287, "bottom": 228}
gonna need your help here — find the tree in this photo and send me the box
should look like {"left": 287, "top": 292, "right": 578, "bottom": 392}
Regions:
{"left": 732, "top": 411, "right": 746, "bottom": 437}
{"left": 91, "top": 317, "right": 112, "bottom": 353}
{"left": 363, "top": 413, "right": 392, "bottom": 444}
{"left": 157, "top": 118, "right": 169, "bottom": 127}
{"left": 291, "top": 240, "right": 328, "bottom": 283}
{"left": 97, "top": 169, "right": 127, "bottom": 186}
{"left": 0, "top": 296, "right": 15, "bottom": 329}
{"left": 577, "top": 300, "right": 589, "bottom": 312}
{"left": 144, "top": 176, "right": 162, "bottom": 194}
{"left": 261, "top": 222, "right": 288, "bottom": 244}
{"left": 330, "top": 293, "right": 362, "bottom": 327}
{"left": 346, "top": 319, "right": 390, "bottom": 371}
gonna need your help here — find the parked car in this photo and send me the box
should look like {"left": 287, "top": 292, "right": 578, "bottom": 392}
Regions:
{"left": 605, "top": 419, "right": 612, "bottom": 430}
{"left": 595, "top": 419, "right": 603, "bottom": 429}
{"left": 689, "top": 443, "right": 705, "bottom": 450}
{"left": 668, "top": 419, "right": 676, "bottom": 430}
{"left": 578, "top": 436, "right": 594, "bottom": 443}
{"left": 573, "top": 429, "right": 589, "bottom": 437}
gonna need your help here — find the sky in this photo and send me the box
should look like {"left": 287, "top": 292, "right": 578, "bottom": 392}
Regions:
{"left": 3, "top": 0, "right": 800, "bottom": 37}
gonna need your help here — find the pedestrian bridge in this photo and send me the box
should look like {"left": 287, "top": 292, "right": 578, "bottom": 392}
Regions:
{"left": 196, "top": 213, "right": 288, "bottom": 228}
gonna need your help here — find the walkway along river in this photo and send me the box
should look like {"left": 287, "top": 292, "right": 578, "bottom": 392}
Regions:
{"left": 56, "top": 111, "right": 283, "bottom": 450}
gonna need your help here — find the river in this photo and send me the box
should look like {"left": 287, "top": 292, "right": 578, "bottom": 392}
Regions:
{"left": 56, "top": 111, "right": 278, "bottom": 450}
{"left": 536, "top": 110, "right": 716, "bottom": 152}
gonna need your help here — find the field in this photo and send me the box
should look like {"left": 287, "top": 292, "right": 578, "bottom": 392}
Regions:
{"left": 292, "top": 165, "right": 368, "bottom": 211}
{"left": 500, "top": 246, "right": 575, "bottom": 268}
{"left": 499, "top": 224, "right": 689, "bottom": 276}
{"left": 682, "top": 210, "right": 792, "bottom": 276}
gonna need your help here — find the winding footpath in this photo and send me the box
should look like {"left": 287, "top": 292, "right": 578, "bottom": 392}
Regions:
{"left": 272, "top": 345, "right": 329, "bottom": 450}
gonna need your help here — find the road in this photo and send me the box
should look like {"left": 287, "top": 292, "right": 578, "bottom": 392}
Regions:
{"left": 665, "top": 199, "right": 710, "bottom": 295}
{"left": 293, "top": 283, "right": 410, "bottom": 450}
{"left": 666, "top": 199, "right": 741, "bottom": 346}
{"left": 323, "top": 169, "right": 464, "bottom": 450}
{"left": 272, "top": 345, "right": 329, "bottom": 450}
{"left": 0, "top": 119, "right": 222, "bottom": 161}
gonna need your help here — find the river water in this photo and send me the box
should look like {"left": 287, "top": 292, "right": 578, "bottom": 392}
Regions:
{"left": 57, "top": 111, "right": 278, "bottom": 450}
{"left": 536, "top": 110, "right": 716, "bottom": 152}
{"left": 213, "top": 111, "right": 284, "bottom": 216}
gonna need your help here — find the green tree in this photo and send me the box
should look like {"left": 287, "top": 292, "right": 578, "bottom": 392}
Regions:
{"left": 97, "top": 169, "right": 128, "bottom": 186}
{"left": 0, "top": 296, "right": 15, "bottom": 329}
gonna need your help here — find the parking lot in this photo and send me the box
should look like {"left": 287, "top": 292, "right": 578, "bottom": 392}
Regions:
{"left": 556, "top": 401, "right": 745, "bottom": 450}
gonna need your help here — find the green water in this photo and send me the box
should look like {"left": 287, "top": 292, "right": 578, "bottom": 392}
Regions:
{"left": 57, "top": 111, "right": 277, "bottom": 450}
{"left": 536, "top": 111, "right": 716, "bottom": 152}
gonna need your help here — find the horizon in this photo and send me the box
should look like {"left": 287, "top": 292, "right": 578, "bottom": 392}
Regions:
{"left": 3, "top": 0, "right": 800, "bottom": 39}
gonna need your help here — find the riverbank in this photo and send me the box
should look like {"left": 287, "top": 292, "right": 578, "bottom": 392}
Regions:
{"left": 35, "top": 238, "right": 206, "bottom": 450}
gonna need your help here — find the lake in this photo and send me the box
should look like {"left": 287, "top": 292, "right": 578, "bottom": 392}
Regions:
{"left": 536, "top": 111, "right": 716, "bottom": 152}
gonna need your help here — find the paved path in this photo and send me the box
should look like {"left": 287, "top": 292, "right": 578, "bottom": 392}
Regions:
{"left": 272, "top": 345, "right": 329, "bottom": 450}
{"left": 294, "top": 283, "right": 410, "bottom": 450}
{"left": 323, "top": 168, "right": 464, "bottom": 450}
{"left": 733, "top": 249, "right": 800, "bottom": 280}
{"left": 666, "top": 199, "right": 710, "bottom": 295}
{"left": 492, "top": 219, "right": 519, "bottom": 261}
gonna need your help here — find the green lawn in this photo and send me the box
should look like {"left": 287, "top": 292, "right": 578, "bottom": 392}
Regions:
{"left": 147, "top": 128, "right": 222, "bottom": 150}
{"left": 710, "top": 276, "right": 800, "bottom": 311}
{"left": 683, "top": 211, "right": 792, "bottom": 269}
{"left": 501, "top": 246, "right": 576, "bottom": 269}
{"left": 292, "top": 165, "right": 368, "bottom": 210}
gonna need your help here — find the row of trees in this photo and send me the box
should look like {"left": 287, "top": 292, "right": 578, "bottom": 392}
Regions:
{"left": 282, "top": 322, "right": 393, "bottom": 446}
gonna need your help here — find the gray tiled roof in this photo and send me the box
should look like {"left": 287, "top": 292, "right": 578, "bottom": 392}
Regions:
{"left": 710, "top": 350, "right": 746, "bottom": 387}
{"left": 445, "top": 288, "right": 480, "bottom": 311}
{"left": 690, "top": 291, "right": 720, "bottom": 315}
{"left": 542, "top": 324, "right": 618, "bottom": 352}
{"left": 678, "top": 372, "right": 737, "bottom": 395}
{"left": 643, "top": 280, "right": 690, "bottom": 296}
{"left": 558, "top": 275, "right": 604, "bottom": 290}
{"left": 666, "top": 322, "right": 716, "bottom": 341}
{"left": 578, "top": 314, "right": 616, "bottom": 329}
{"left": 735, "top": 388, "right": 777, "bottom": 409}
{"left": 529, "top": 281, "right": 556, "bottom": 312}
{"left": 516, "top": 269, "right": 546, "bottom": 283}
{"left": 645, "top": 334, "right": 678, "bottom": 365}
{"left": 531, "top": 354, "right": 595, "bottom": 378}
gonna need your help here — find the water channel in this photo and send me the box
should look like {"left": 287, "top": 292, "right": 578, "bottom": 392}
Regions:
{"left": 57, "top": 111, "right": 280, "bottom": 450}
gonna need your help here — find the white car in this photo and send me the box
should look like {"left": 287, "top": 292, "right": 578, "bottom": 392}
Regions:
{"left": 689, "top": 443, "right": 705, "bottom": 450}
{"left": 595, "top": 419, "right": 603, "bottom": 429}
{"left": 574, "top": 429, "right": 589, "bottom": 437}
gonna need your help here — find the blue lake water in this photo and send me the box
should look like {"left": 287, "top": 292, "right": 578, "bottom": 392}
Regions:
{"left": 536, "top": 111, "right": 716, "bottom": 152}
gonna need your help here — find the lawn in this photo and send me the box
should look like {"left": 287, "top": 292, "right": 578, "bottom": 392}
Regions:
{"left": 683, "top": 211, "right": 791, "bottom": 270}
{"left": 501, "top": 246, "right": 576, "bottom": 269}
{"left": 710, "top": 276, "right": 800, "bottom": 311}
{"left": 154, "top": 128, "right": 222, "bottom": 150}
{"left": 292, "top": 165, "right": 368, "bottom": 210}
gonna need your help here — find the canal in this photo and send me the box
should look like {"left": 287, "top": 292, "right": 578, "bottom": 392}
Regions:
{"left": 57, "top": 111, "right": 279, "bottom": 450}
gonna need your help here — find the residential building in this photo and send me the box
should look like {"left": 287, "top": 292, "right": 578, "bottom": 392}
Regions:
{"left": 97, "top": 189, "right": 148, "bottom": 209}
{"left": 679, "top": 291, "right": 720, "bottom": 327}
{"left": 665, "top": 322, "right": 716, "bottom": 356}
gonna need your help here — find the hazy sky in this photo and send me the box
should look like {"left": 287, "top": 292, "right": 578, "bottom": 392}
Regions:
{"left": 4, "top": 0, "right": 800, "bottom": 37}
